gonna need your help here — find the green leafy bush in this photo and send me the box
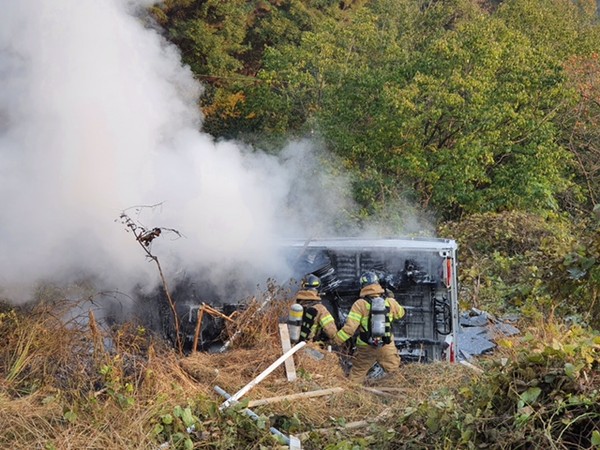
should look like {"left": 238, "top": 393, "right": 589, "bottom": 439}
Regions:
{"left": 398, "top": 323, "right": 600, "bottom": 449}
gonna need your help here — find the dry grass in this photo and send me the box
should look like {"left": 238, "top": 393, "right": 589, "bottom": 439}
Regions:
{"left": 180, "top": 325, "right": 474, "bottom": 432}
{"left": 0, "top": 299, "right": 205, "bottom": 449}
{"left": 0, "top": 297, "right": 478, "bottom": 449}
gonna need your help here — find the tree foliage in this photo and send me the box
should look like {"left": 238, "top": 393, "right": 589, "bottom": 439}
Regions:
{"left": 154, "top": 0, "right": 600, "bottom": 221}
{"left": 558, "top": 53, "right": 600, "bottom": 211}
{"left": 152, "top": 0, "right": 342, "bottom": 141}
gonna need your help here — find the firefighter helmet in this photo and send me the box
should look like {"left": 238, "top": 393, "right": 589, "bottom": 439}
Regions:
{"left": 359, "top": 271, "right": 379, "bottom": 288}
{"left": 301, "top": 274, "right": 321, "bottom": 291}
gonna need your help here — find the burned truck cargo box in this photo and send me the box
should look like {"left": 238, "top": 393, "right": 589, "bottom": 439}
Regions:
{"left": 146, "top": 237, "right": 459, "bottom": 362}
{"left": 282, "top": 238, "right": 459, "bottom": 362}
{"left": 145, "top": 275, "right": 252, "bottom": 352}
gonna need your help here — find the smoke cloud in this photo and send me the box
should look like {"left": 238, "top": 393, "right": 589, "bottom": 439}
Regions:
{"left": 0, "top": 0, "right": 364, "bottom": 305}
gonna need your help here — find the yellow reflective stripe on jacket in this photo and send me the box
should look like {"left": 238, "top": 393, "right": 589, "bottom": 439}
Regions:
{"left": 393, "top": 304, "right": 406, "bottom": 320}
{"left": 300, "top": 305, "right": 338, "bottom": 341}
{"left": 357, "top": 305, "right": 370, "bottom": 345}
{"left": 335, "top": 299, "right": 369, "bottom": 344}
{"left": 335, "top": 297, "right": 404, "bottom": 346}
{"left": 337, "top": 329, "right": 352, "bottom": 342}
{"left": 356, "top": 298, "right": 372, "bottom": 346}
{"left": 310, "top": 312, "right": 332, "bottom": 337}
{"left": 320, "top": 314, "right": 334, "bottom": 327}
{"left": 348, "top": 311, "right": 362, "bottom": 322}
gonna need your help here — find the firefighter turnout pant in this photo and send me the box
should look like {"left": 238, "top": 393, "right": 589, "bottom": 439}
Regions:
{"left": 349, "top": 342, "right": 400, "bottom": 383}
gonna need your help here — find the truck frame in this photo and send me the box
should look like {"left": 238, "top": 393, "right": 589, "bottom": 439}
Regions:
{"left": 282, "top": 237, "right": 459, "bottom": 362}
{"left": 148, "top": 236, "right": 459, "bottom": 363}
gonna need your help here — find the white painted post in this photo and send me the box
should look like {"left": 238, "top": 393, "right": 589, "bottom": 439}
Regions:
{"left": 219, "top": 340, "right": 307, "bottom": 410}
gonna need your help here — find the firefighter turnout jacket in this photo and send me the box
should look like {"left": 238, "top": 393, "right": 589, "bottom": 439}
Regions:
{"left": 334, "top": 283, "right": 405, "bottom": 347}
{"left": 294, "top": 289, "right": 338, "bottom": 342}
{"left": 334, "top": 283, "right": 406, "bottom": 382}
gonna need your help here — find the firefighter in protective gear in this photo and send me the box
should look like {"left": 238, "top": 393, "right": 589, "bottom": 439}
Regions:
{"left": 291, "top": 274, "right": 338, "bottom": 343}
{"left": 334, "top": 271, "right": 405, "bottom": 383}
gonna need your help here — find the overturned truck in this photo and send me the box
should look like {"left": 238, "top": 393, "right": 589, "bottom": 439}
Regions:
{"left": 149, "top": 237, "right": 459, "bottom": 363}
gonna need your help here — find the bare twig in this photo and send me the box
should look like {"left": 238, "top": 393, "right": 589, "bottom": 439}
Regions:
{"left": 117, "top": 208, "right": 184, "bottom": 354}
{"left": 218, "top": 294, "right": 272, "bottom": 353}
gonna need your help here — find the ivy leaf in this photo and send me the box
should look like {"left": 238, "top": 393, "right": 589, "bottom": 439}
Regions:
{"left": 591, "top": 430, "right": 600, "bottom": 447}
{"left": 564, "top": 363, "right": 576, "bottom": 378}
{"left": 173, "top": 405, "right": 183, "bottom": 418}
{"left": 181, "top": 407, "right": 195, "bottom": 428}
{"left": 519, "top": 387, "right": 542, "bottom": 406}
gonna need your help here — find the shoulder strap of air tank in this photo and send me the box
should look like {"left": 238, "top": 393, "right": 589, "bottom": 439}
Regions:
{"left": 300, "top": 306, "right": 318, "bottom": 341}
{"left": 359, "top": 297, "right": 373, "bottom": 343}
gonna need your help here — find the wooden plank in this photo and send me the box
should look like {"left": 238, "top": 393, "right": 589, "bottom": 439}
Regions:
{"left": 219, "top": 341, "right": 306, "bottom": 410}
{"left": 289, "top": 435, "right": 302, "bottom": 449}
{"left": 248, "top": 387, "right": 344, "bottom": 407}
{"left": 278, "top": 323, "right": 297, "bottom": 382}
{"left": 296, "top": 407, "right": 391, "bottom": 441}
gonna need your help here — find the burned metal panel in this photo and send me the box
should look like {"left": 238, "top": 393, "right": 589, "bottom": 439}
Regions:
{"left": 146, "top": 237, "right": 459, "bottom": 361}
{"left": 146, "top": 274, "right": 248, "bottom": 352}
{"left": 281, "top": 238, "right": 459, "bottom": 362}
{"left": 457, "top": 309, "right": 521, "bottom": 360}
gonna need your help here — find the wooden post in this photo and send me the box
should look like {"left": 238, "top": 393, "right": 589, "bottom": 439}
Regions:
{"left": 192, "top": 305, "right": 205, "bottom": 354}
{"left": 278, "top": 323, "right": 297, "bottom": 381}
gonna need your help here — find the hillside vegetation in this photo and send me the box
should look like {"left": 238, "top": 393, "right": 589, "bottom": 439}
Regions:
{"left": 155, "top": 0, "right": 600, "bottom": 222}
{"left": 151, "top": 0, "right": 600, "bottom": 329}
{"left": 2, "top": 0, "right": 600, "bottom": 448}
{"left": 0, "top": 291, "right": 599, "bottom": 449}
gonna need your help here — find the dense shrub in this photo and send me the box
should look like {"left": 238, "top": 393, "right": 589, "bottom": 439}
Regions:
{"left": 397, "top": 322, "right": 600, "bottom": 450}
{"left": 437, "top": 211, "right": 600, "bottom": 326}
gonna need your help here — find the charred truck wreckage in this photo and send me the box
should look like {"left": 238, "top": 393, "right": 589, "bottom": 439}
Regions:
{"left": 145, "top": 238, "right": 460, "bottom": 363}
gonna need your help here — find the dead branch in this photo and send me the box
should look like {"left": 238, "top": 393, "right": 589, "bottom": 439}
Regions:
{"left": 117, "top": 208, "right": 184, "bottom": 354}
{"left": 296, "top": 407, "right": 392, "bottom": 441}
{"left": 202, "top": 303, "right": 235, "bottom": 323}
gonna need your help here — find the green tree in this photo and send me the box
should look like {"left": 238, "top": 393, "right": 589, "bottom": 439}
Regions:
{"left": 494, "top": 0, "right": 600, "bottom": 213}
{"left": 496, "top": 0, "right": 600, "bottom": 59}
{"left": 312, "top": 4, "right": 573, "bottom": 219}
{"left": 154, "top": 0, "right": 600, "bottom": 223}
{"left": 558, "top": 54, "right": 600, "bottom": 211}
{"left": 153, "top": 0, "right": 342, "bottom": 142}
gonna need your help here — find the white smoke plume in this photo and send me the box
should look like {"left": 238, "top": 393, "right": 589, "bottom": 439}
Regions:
{"left": 0, "top": 0, "right": 360, "bottom": 305}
